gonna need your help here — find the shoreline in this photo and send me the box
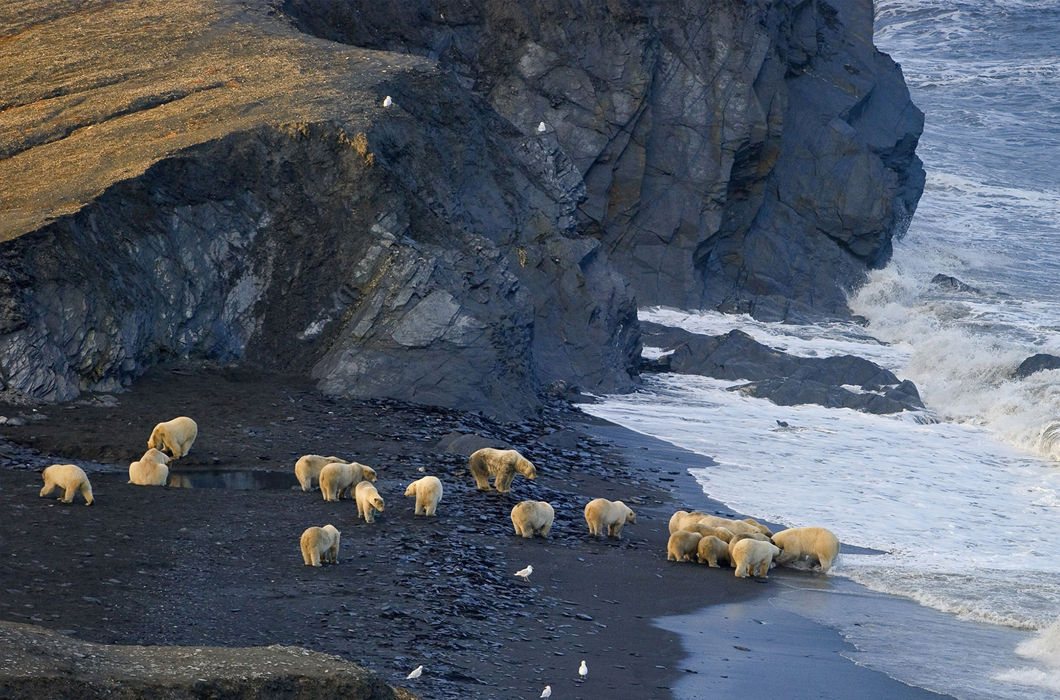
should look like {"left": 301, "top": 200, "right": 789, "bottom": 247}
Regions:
{"left": 0, "top": 365, "right": 954, "bottom": 698}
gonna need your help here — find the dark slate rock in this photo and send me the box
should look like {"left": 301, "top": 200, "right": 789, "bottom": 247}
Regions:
{"left": 931, "top": 274, "right": 981, "bottom": 294}
{"left": 1014, "top": 354, "right": 1060, "bottom": 380}
{"left": 434, "top": 432, "right": 506, "bottom": 456}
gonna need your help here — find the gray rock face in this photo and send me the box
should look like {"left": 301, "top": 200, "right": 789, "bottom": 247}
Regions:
{"left": 0, "top": 68, "right": 639, "bottom": 419}
{"left": 643, "top": 324, "right": 923, "bottom": 413}
{"left": 1014, "top": 354, "right": 1060, "bottom": 380}
{"left": 283, "top": 0, "right": 925, "bottom": 320}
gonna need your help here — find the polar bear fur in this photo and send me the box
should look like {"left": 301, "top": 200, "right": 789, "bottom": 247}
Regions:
{"left": 667, "top": 531, "right": 702, "bottom": 562}
{"left": 740, "top": 517, "right": 774, "bottom": 537}
{"left": 300, "top": 524, "right": 341, "bottom": 566}
{"left": 319, "top": 462, "right": 377, "bottom": 502}
{"left": 682, "top": 523, "right": 735, "bottom": 543}
{"left": 295, "top": 455, "right": 345, "bottom": 492}
{"left": 128, "top": 448, "right": 171, "bottom": 486}
{"left": 583, "top": 498, "right": 637, "bottom": 539}
{"left": 730, "top": 538, "right": 781, "bottom": 578}
{"left": 510, "top": 500, "right": 554, "bottom": 538}
{"left": 772, "top": 526, "right": 841, "bottom": 573}
{"left": 668, "top": 510, "right": 764, "bottom": 537}
{"left": 147, "top": 416, "right": 197, "bottom": 459}
{"left": 697, "top": 535, "right": 731, "bottom": 567}
{"left": 404, "top": 476, "right": 443, "bottom": 516}
{"left": 40, "top": 464, "right": 94, "bottom": 505}
{"left": 468, "top": 448, "right": 537, "bottom": 493}
{"left": 354, "top": 481, "right": 385, "bottom": 523}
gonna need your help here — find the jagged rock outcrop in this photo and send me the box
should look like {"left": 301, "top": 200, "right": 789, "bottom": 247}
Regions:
{"left": 1014, "top": 354, "right": 1060, "bottom": 380}
{"left": 0, "top": 0, "right": 638, "bottom": 418}
{"left": 0, "top": 621, "right": 416, "bottom": 700}
{"left": 282, "top": 0, "right": 925, "bottom": 320}
{"left": 641, "top": 322, "right": 923, "bottom": 413}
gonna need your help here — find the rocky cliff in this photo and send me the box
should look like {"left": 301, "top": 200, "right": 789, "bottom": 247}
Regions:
{"left": 0, "top": 0, "right": 922, "bottom": 414}
{"left": 283, "top": 0, "right": 925, "bottom": 320}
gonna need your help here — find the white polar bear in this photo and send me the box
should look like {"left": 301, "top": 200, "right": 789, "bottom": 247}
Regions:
{"left": 468, "top": 448, "right": 537, "bottom": 493}
{"left": 697, "top": 535, "right": 731, "bottom": 567}
{"left": 319, "top": 462, "right": 377, "bottom": 502}
{"left": 355, "top": 481, "right": 385, "bottom": 523}
{"left": 772, "top": 526, "right": 841, "bottom": 573}
{"left": 128, "top": 448, "right": 171, "bottom": 486}
{"left": 147, "top": 416, "right": 198, "bottom": 459}
{"left": 510, "top": 500, "right": 554, "bottom": 538}
{"left": 295, "top": 455, "right": 345, "bottom": 492}
{"left": 583, "top": 498, "right": 637, "bottom": 539}
{"left": 300, "top": 524, "right": 341, "bottom": 566}
{"left": 40, "top": 464, "right": 94, "bottom": 505}
{"left": 730, "top": 538, "right": 781, "bottom": 578}
{"left": 404, "top": 476, "right": 443, "bottom": 516}
{"left": 667, "top": 530, "right": 702, "bottom": 562}
{"left": 668, "top": 510, "right": 765, "bottom": 537}
{"left": 682, "top": 523, "right": 735, "bottom": 543}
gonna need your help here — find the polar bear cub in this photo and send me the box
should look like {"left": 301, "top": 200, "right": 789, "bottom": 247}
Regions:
{"left": 354, "top": 481, "right": 385, "bottom": 523}
{"left": 404, "top": 476, "right": 443, "bottom": 516}
{"left": 300, "top": 524, "right": 341, "bottom": 566}
{"left": 128, "top": 448, "right": 171, "bottom": 486}
{"left": 40, "top": 464, "right": 94, "bottom": 505}
{"left": 295, "top": 455, "right": 345, "bottom": 492}
{"left": 772, "top": 526, "right": 841, "bottom": 573}
{"left": 667, "top": 530, "right": 702, "bottom": 562}
{"left": 730, "top": 538, "right": 781, "bottom": 578}
{"left": 319, "top": 462, "right": 377, "bottom": 502}
{"left": 468, "top": 448, "right": 537, "bottom": 493}
{"left": 147, "top": 416, "right": 198, "bottom": 459}
{"left": 583, "top": 498, "right": 637, "bottom": 539}
{"left": 697, "top": 535, "right": 731, "bottom": 567}
{"left": 510, "top": 500, "right": 554, "bottom": 538}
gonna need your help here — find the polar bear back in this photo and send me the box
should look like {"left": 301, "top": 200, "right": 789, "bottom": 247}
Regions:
{"left": 510, "top": 500, "right": 554, "bottom": 538}
{"left": 669, "top": 510, "right": 762, "bottom": 537}
{"left": 404, "top": 476, "right": 443, "bottom": 516}
{"left": 666, "top": 530, "right": 702, "bottom": 562}
{"left": 295, "top": 455, "right": 345, "bottom": 492}
{"left": 300, "top": 524, "right": 341, "bottom": 566}
{"left": 772, "top": 526, "right": 841, "bottom": 573}
{"left": 148, "top": 416, "right": 198, "bottom": 459}
{"left": 730, "top": 538, "right": 781, "bottom": 578}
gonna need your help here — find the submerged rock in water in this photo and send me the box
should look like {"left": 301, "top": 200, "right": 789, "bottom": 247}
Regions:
{"left": 931, "top": 274, "right": 981, "bottom": 294}
{"left": 1014, "top": 354, "right": 1060, "bottom": 380}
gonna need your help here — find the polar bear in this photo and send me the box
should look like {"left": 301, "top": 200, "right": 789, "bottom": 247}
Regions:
{"left": 681, "top": 523, "right": 735, "bottom": 542}
{"left": 740, "top": 517, "right": 774, "bottom": 537}
{"left": 583, "top": 498, "right": 637, "bottom": 539}
{"left": 404, "top": 476, "right": 443, "bottom": 516}
{"left": 40, "top": 464, "right": 94, "bottom": 505}
{"left": 730, "top": 538, "right": 781, "bottom": 578}
{"left": 510, "top": 500, "right": 554, "bottom": 538}
{"left": 772, "top": 526, "right": 841, "bottom": 573}
{"left": 300, "top": 524, "right": 341, "bottom": 566}
{"left": 128, "top": 448, "right": 171, "bottom": 486}
{"left": 668, "top": 510, "right": 763, "bottom": 537}
{"left": 147, "top": 416, "right": 198, "bottom": 459}
{"left": 354, "top": 481, "right": 385, "bottom": 523}
{"left": 667, "top": 530, "right": 702, "bottom": 562}
{"left": 319, "top": 462, "right": 377, "bottom": 502}
{"left": 468, "top": 448, "right": 537, "bottom": 493}
{"left": 295, "top": 455, "right": 345, "bottom": 492}
{"left": 697, "top": 535, "right": 731, "bottom": 567}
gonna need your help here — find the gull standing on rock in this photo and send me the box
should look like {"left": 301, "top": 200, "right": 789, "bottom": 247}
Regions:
{"left": 540, "top": 685, "right": 552, "bottom": 698}
{"left": 579, "top": 659, "right": 588, "bottom": 679}
{"left": 382, "top": 95, "right": 393, "bottom": 108}
{"left": 537, "top": 121, "right": 547, "bottom": 132}
{"left": 406, "top": 665, "right": 423, "bottom": 679}
{"left": 514, "top": 564, "right": 533, "bottom": 581}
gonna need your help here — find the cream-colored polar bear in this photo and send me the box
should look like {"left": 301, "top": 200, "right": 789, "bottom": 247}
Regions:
{"left": 740, "top": 517, "right": 774, "bottom": 537}
{"left": 697, "top": 535, "right": 731, "bottom": 567}
{"left": 510, "top": 500, "right": 554, "bottom": 538}
{"left": 404, "top": 476, "right": 443, "bottom": 516}
{"left": 682, "top": 523, "right": 735, "bottom": 543}
{"left": 730, "top": 538, "right": 781, "bottom": 578}
{"left": 583, "top": 498, "right": 637, "bottom": 539}
{"left": 667, "top": 530, "right": 702, "bottom": 562}
{"left": 772, "top": 526, "right": 841, "bottom": 573}
{"left": 354, "top": 481, "right": 385, "bottom": 523}
{"left": 468, "top": 448, "right": 537, "bottom": 493}
{"left": 300, "top": 524, "right": 341, "bottom": 566}
{"left": 128, "top": 448, "right": 171, "bottom": 486}
{"left": 668, "top": 510, "right": 765, "bottom": 537}
{"left": 319, "top": 462, "right": 377, "bottom": 502}
{"left": 147, "top": 416, "right": 198, "bottom": 459}
{"left": 40, "top": 464, "right": 94, "bottom": 505}
{"left": 295, "top": 455, "right": 345, "bottom": 492}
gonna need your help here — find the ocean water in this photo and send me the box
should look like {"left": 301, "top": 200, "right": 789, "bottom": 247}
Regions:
{"left": 585, "top": 1, "right": 1060, "bottom": 697}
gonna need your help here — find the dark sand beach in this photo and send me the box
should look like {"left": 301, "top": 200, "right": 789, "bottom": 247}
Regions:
{"left": 0, "top": 365, "right": 949, "bottom": 698}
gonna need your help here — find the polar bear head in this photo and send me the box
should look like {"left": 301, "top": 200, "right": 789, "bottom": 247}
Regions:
{"left": 515, "top": 456, "right": 537, "bottom": 479}
{"left": 360, "top": 465, "right": 378, "bottom": 483}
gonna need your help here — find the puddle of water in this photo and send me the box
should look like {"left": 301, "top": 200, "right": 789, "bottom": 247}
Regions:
{"left": 166, "top": 470, "right": 296, "bottom": 490}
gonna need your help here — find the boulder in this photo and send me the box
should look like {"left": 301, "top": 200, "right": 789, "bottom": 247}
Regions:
{"left": 1014, "top": 354, "right": 1060, "bottom": 380}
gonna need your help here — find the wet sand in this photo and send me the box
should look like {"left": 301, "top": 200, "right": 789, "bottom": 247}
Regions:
{"left": 0, "top": 364, "right": 949, "bottom": 698}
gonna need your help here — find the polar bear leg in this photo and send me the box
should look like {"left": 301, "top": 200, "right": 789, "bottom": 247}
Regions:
{"left": 539, "top": 521, "right": 551, "bottom": 538}
{"left": 39, "top": 480, "right": 54, "bottom": 498}
{"left": 494, "top": 471, "right": 513, "bottom": 493}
